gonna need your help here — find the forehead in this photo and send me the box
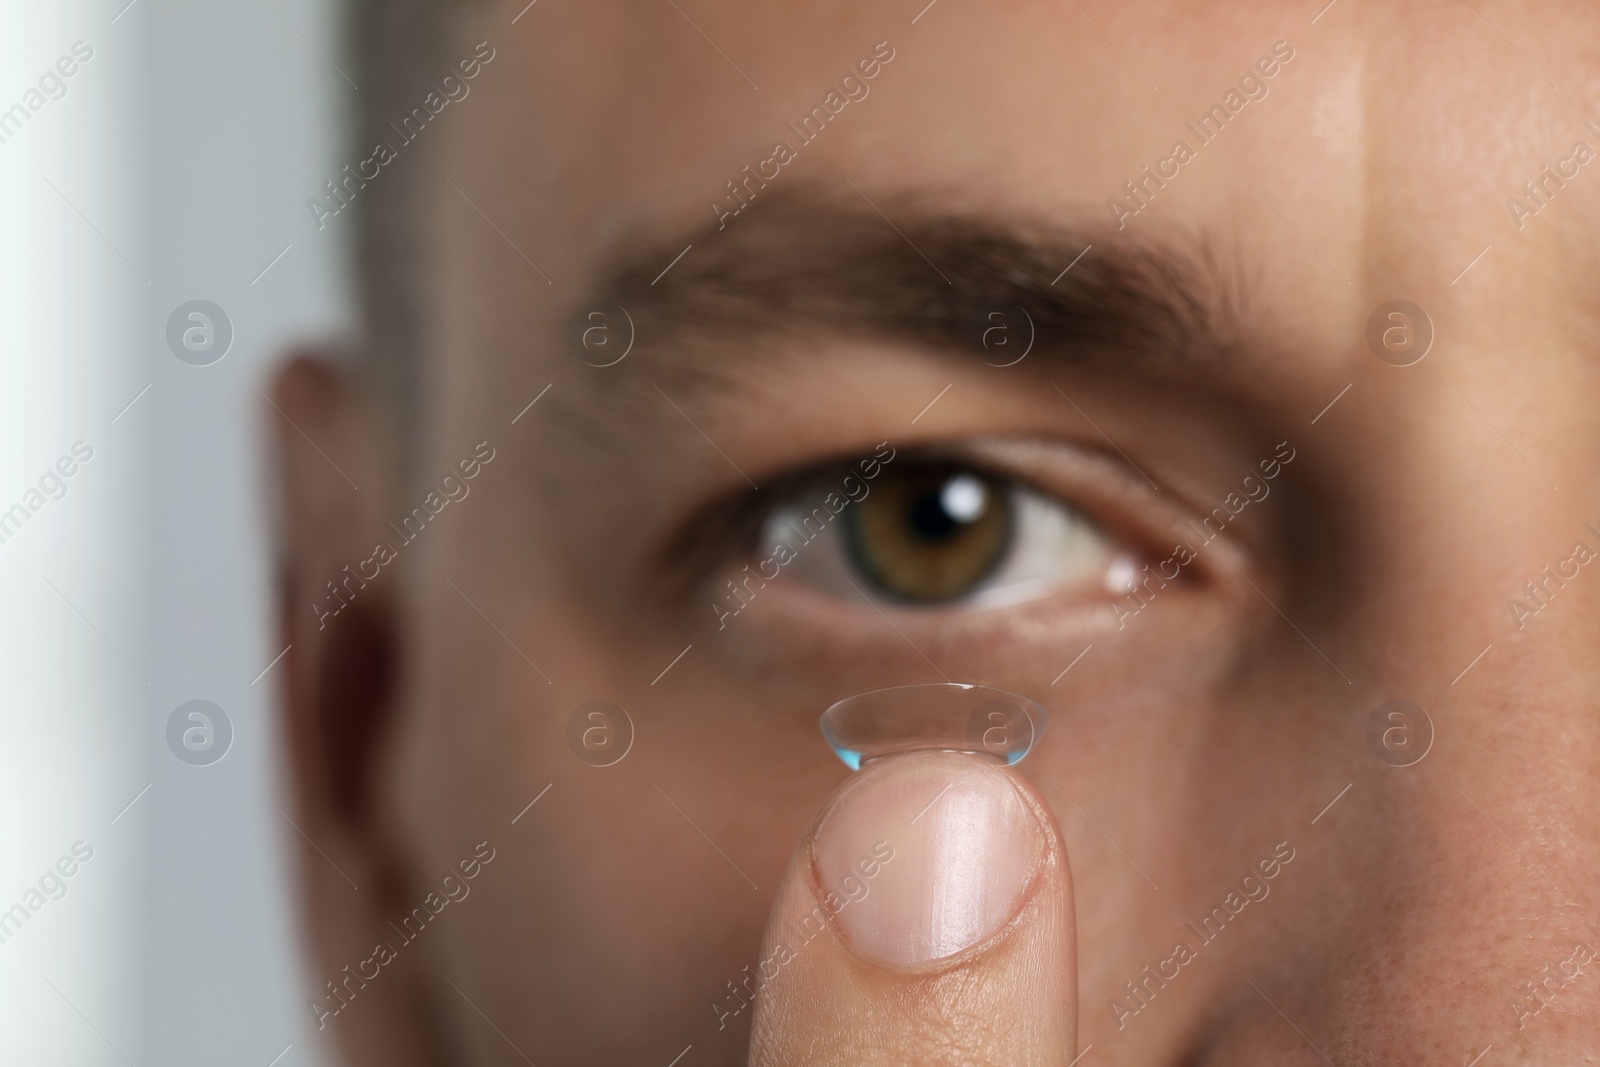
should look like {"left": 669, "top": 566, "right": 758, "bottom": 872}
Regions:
{"left": 425, "top": 0, "right": 1600, "bottom": 423}
{"left": 482, "top": 1, "right": 1592, "bottom": 224}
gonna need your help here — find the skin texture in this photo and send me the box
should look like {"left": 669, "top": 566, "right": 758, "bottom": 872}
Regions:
{"left": 270, "top": 0, "right": 1600, "bottom": 1063}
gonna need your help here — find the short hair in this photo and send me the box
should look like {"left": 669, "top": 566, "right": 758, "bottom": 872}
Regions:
{"left": 346, "top": 0, "right": 485, "bottom": 467}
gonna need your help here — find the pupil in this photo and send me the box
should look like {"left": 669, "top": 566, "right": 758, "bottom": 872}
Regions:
{"left": 910, "top": 491, "right": 957, "bottom": 539}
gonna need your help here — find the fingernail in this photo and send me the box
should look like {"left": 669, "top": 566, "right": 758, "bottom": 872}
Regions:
{"left": 811, "top": 750, "right": 1042, "bottom": 968}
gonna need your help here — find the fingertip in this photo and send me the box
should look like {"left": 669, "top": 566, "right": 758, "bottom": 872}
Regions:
{"left": 749, "top": 751, "right": 1076, "bottom": 1065}
{"left": 811, "top": 751, "right": 1049, "bottom": 969}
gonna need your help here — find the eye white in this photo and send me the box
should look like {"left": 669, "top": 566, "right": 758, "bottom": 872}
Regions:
{"left": 968, "top": 485, "right": 1111, "bottom": 608}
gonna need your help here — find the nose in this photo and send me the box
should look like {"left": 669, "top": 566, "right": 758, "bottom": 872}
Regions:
{"left": 1262, "top": 422, "right": 1600, "bottom": 1060}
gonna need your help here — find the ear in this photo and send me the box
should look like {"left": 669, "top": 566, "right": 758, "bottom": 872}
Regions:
{"left": 267, "top": 355, "right": 442, "bottom": 1065}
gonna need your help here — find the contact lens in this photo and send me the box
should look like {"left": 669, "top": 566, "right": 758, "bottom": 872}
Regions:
{"left": 819, "top": 683, "right": 1048, "bottom": 770}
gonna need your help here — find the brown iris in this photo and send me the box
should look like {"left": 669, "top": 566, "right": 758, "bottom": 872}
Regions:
{"left": 844, "top": 463, "right": 1014, "bottom": 603}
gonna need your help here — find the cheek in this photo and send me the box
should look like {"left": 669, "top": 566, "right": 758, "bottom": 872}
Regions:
{"left": 424, "top": 621, "right": 845, "bottom": 1056}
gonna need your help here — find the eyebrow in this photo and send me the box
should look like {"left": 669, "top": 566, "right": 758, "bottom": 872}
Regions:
{"left": 584, "top": 188, "right": 1243, "bottom": 388}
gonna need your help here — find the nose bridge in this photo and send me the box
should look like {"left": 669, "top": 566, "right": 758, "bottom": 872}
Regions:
{"left": 1322, "top": 437, "right": 1600, "bottom": 1052}
{"left": 1294, "top": 250, "right": 1600, "bottom": 1047}
{"left": 1327, "top": 687, "right": 1600, "bottom": 1055}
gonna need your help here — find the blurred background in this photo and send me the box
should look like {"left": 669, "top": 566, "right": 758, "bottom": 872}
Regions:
{"left": 1, "top": 1, "right": 351, "bottom": 1063}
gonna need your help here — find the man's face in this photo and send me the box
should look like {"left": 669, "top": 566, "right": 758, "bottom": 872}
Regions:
{"left": 278, "top": 1, "right": 1600, "bottom": 1063}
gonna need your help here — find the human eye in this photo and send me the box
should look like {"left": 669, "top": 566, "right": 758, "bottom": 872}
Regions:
{"left": 655, "top": 431, "right": 1257, "bottom": 685}
{"left": 758, "top": 456, "right": 1118, "bottom": 609}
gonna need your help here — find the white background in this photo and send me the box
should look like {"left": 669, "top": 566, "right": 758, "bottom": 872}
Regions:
{"left": 0, "top": 1, "right": 351, "bottom": 1064}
